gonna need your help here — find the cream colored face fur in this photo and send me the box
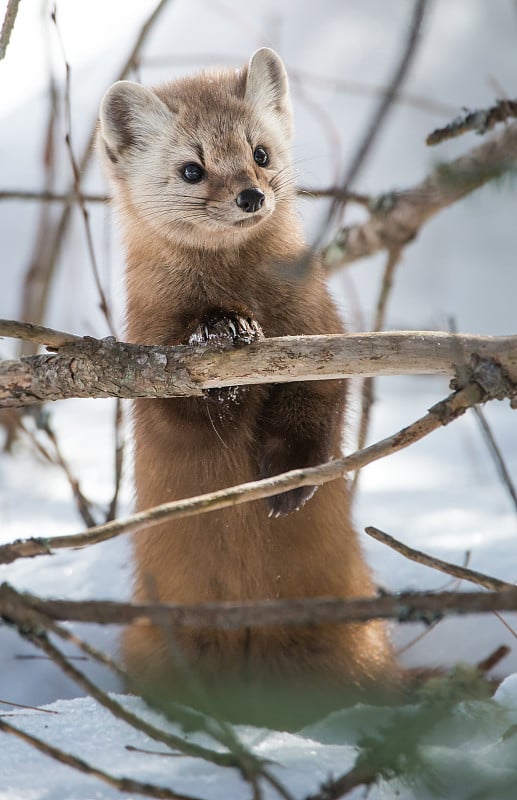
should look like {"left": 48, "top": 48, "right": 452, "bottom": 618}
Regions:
{"left": 99, "top": 49, "right": 294, "bottom": 250}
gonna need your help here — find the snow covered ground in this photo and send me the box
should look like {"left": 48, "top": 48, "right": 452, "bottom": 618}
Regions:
{"left": 1, "top": 0, "right": 517, "bottom": 797}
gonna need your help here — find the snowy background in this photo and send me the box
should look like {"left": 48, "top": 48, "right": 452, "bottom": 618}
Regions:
{"left": 0, "top": 0, "right": 517, "bottom": 797}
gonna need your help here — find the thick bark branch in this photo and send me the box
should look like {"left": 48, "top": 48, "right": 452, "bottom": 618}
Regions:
{"left": 1, "top": 328, "right": 517, "bottom": 407}
{"left": 323, "top": 120, "right": 517, "bottom": 267}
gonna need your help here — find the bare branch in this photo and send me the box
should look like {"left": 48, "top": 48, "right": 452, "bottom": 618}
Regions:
{"left": 364, "top": 526, "right": 514, "bottom": 592}
{"left": 0, "top": 0, "right": 21, "bottom": 60}
{"left": 323, "top": 120, "right": 517, "bottom": 268}
{"left": 4, "top": 582, "right": 517, "bottom": 632}
{"left": 1, "top": 329, "right": 517, "bottom": 408}
{"left": 0, "top": 362, "right": 512, "bottom": 564}
{"left": 427, "top": 99, "right": 517, "bottom": 145}
{"left": 322, "top": 0, "right": 428, "bottom": 240}
{"left": 0, "top": 318, "right": 81, "bottom": 348}
{"left": 352, "top": 247, "right": 404, "bottom": 492}
{"left": 0, "top": 189, "right": 107, "bottom": 203}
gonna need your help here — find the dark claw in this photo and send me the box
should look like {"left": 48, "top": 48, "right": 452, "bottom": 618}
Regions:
{"left": 267, "top": 485, "right": 318, "bottom": 517}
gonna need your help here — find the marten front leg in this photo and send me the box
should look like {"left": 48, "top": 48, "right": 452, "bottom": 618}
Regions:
{"left": 257, "top": 381, "right": 345, "bottom": 517}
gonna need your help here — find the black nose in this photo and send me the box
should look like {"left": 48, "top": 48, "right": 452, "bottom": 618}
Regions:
{"left": 236, "top": 187, "right": 265, "bottom": 213}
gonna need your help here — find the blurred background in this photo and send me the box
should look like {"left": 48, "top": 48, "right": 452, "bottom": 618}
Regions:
{"left": 0, "top": 0, "right": 516, "bottom": 706}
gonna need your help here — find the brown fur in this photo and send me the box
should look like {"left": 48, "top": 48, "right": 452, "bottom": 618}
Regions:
{"left": 99, "top": 49, "right": 395, "bottom": 723}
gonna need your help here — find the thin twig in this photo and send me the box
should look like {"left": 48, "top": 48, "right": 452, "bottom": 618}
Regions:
{"left": 51, "top": 7, "right": 116, "bottom": 337}
{"left": 297, "top": 186, "right": 371, "bottom": 206}
{"left": 0, "top": 189, "right": 108, "bottom": 203}
{"left": 320, "top": 0, "right": 428, "bottom": 242}
{"left": 107, "top": 399, "right": 125, "bottom": 521}
{"left": 0, "top": 0, "right": 21, "bottom": 60}
{"left": 39, "top": 415, "right": 98, "bottom": 527}
{"left": 0, "top": 318, "right": 81, "bottom": 347}
{"left": 352, "top": 247, "right": 403, "bottom": 493}
{"left": 5, "top": 409, "right": 98, "bottom": 528}
{"left": 364, "top": 526, "right": 514, "bottom": 592}
{"left": 471, "top": 405, "right": 517, "bottom": 515}
{"left": 0, "top": 698, "right": 58, "bottom": 715}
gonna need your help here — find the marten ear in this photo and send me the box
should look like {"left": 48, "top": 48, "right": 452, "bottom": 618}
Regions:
{"left": 99, "top": 81, "right": 173, "bottom": 165}
{"left": 245, "top": 48, "right": 292, "bottom": 137}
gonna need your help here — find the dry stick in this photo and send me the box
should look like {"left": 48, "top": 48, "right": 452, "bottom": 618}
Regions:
{"left": 323, "top": 119, "right": 517, "bottom": 268}
{"left": 7, "top": 582, "right": 517, "bottom": 633}
{"left": 51, "top": 7, "right": 116, "bottom": 338}
{"left": 0, "top": 318, "right": 81, "bottom": 348}
{"left": 0, "top": 0, "right": 20, "bottom": 60}
{"left": 471, "top": 405, "right": 517, "bottom": 514}
{"left": 107, "top": 398, "right": 125, "bottom": 521}
{"left": 297, "top": 186, "right": 371, "bottom": 206}
{"left": 352, "top": 246, "right": 403, "bottom": 493}
{"left": 5, "top": 409, "right": 98, "bottom": 529}
{"left": 320, "top": 0, "right": 428, "bottom": 244}
{"left": 0, "top": 718, "right": 202, "bottom": 800}
{"left": 16, "top": 54, "right": 60, "bottom": 360}
{"left": 0, "top": 698, "right": 58, "bottom": 715}
{"left": 427, "top": 98, "right": 517, "bottom": 145}
{"left": 364, "top": 526, "right": 515, "bottom": 592}
{"left": 396, "top": 550, "right": 470, "bottom": 656}
{"left": 367, "top": 526, "right": 517, "bottom": 654}
{"left": 0, "top": 363, "right": 514, "bottom": 565}
{"left": 0, "top": 189, "right": 108, "bottom": 203}
{"left": 2, "top": 329, "right": 517, "bottom": 407}
{"left": 15, "top": 0, "right": 173, "bottom": 345}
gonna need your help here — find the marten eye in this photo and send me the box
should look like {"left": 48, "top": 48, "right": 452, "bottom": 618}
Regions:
{"left": 181, "top": 163, "right": 204, "bottom": 183}
{"left": 253, "top": 146, "right": 269, "bottom": 167}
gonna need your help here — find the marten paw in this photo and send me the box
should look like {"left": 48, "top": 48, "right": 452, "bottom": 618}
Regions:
{"left": 188, "top": 312, "right": 263, "bottom": 349}
{"left": 188, "top": 312, "right": 263, "bottom": 409}
{"left": 267, "top": 485, "right": 318, "bottom": 518}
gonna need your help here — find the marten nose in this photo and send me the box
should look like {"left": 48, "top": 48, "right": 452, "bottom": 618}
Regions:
{"left": 236, "top": 187, "right": 265, "bottom": 213}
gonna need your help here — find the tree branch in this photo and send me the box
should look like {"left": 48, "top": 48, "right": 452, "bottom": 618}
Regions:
{"left": 0, "top": 358, "right": 514, "bottom": 565}
{"left": 364, "top": 526, "right": 514, "bottom": 592}
{"left": 323, "top": 120, "right": 517, "bottom": 267}
{"left": 0, "top": 0, "right": 20, "bottom": 60}
{"left": 1, "top": 327, "right": 517, "bottom": 407}
{"left": 427, "top": 99, "right": 517, "bottom": 145}
{"left": 3, "top": 582, "right": 517, "bottom": 632}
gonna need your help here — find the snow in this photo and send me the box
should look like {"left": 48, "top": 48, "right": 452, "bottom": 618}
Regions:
{"left": 1, "top": 0, "right": 517, "bottom": 797}
{"left": 2, "top": 681, "right": 517, "bottom": 800}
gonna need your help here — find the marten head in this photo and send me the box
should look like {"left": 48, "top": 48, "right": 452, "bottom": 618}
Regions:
{"left": 99, "top": 48, "right": 295, "bottom": 250}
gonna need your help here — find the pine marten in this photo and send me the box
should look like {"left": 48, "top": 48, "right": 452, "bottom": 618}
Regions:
{"left": 99, "top": 48, "right": 395, "bottom": 724}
